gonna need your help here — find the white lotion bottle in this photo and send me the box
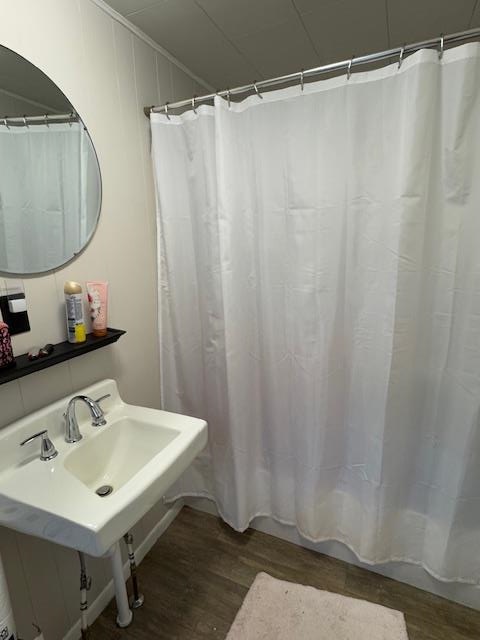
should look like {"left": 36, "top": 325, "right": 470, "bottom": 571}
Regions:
{"left": 64, "top": 281, "right": 86, "bottom": 343}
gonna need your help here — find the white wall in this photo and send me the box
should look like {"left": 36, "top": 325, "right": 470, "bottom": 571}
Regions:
{"left": 0, "top": 1, "right": 208, "bottom": 638}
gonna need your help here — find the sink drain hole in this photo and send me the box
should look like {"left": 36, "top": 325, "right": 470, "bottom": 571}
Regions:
{"left": 96, "top": 484, "right": 113, "bottom": 497}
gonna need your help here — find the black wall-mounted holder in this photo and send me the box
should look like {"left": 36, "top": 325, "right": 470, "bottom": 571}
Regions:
{"left": 0, "top": 328, "right": 126, "bottom": 385}
{"left": 0, "top": 293, "right": 30, "bottom": 335}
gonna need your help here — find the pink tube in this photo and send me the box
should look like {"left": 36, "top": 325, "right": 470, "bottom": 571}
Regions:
{"left": 86, "top": 282, "right": 108, "bottom": 337}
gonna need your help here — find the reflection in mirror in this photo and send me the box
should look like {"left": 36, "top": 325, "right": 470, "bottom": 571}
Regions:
{"left": 0, "top": 46, "right": 101, "bottom": 274}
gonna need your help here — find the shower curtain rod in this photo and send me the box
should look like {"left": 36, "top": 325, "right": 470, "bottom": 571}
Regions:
{"left": 1, "top": 112, "right": 79, "bottom": 128}
{"left": 144, "top": 27, "right": 480, "bottom": 116}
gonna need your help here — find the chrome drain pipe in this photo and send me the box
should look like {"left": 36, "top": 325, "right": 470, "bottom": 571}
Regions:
{"left": 78, "top": 551, "right": 91, "bottom": 639}
{"left": 123, "top": 532, "right": 145, "bottom": 609}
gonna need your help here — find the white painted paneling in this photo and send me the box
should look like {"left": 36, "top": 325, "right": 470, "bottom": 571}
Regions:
{"left": 0, "top": 383, "right": 23, "bottom": 430}
{"left": 16, "top": 533, "right": 71, "bottom": 639}
{"left": 69, "top": 348, "right": 116, "bottom": 390}
{"left": 52, "top": 544, "right": 110, "bottom": 631}
{"left": 0, "top": 528, "right": 35, "bottom": 636}
{"left": 156, "top": 51, "right": 174, "bottom": 104}
{"left": 18, "top": 363, "right": 73, "bottom": 416}
{"left": 13, "top": 274, "right": 64, "bottom": 356}
{"left": 0, "top": 1, "right": 207, "bottom": 638}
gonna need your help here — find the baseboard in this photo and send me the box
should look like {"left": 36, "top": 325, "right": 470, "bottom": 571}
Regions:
{"left": 184, "top": 497, "right": 480, "bottom": 611}
{"left": 63, "top": 500, "right": 183, "bottom": 640}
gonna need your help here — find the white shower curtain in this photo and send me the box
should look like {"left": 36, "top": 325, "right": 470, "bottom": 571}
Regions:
{"left": 0, "top": 122, "right": 91, "bottom": 272}
{"left": 151, "top": 43, "right": 480, "bottom": 583}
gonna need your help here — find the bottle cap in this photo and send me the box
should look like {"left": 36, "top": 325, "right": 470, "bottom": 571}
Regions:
{"left": 64, "top": 281, "right": 82, "bottom": 294}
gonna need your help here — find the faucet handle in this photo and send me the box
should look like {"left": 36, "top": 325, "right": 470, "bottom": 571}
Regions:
{"left": 20, "top": 429, "right": 58, "bottom": 461}
{"left": 95, "top": 394, "right": 111, "bottom": 404}
{"left": 91, "top": 393, "right": 111, "bottom": 427}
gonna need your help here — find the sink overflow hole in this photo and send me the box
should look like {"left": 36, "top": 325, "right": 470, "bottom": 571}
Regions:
{"left": 96, "top": 484, "right": 113, "bottom": 497}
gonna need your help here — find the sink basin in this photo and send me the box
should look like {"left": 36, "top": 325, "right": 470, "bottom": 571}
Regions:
{"left": 0, "top": 379, "right": 207, "bottom": 556}
{"left": 64, "top": 417, "right": 178, "bottom": 494}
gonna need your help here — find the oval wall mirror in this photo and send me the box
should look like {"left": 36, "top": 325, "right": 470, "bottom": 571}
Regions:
{"left": 0, "top": 46, "right": 102, "bottom": 274}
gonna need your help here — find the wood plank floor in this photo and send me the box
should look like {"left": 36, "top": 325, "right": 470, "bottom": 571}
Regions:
{"left": 90, "top": 507, "right": 480, "bottom": 639}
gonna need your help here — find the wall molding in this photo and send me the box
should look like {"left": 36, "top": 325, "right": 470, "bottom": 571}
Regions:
{"left": 63, "top": 500, "right": 183, "bottom": 640}
{"left": 89, "top": 0, "right": 214, "bottom": 92}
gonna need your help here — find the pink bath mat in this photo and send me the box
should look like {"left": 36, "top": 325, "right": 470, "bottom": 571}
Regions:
{"left": 226, "top": 572, "right": 409, "bottom": 640}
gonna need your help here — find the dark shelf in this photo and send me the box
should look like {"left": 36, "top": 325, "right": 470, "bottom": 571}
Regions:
{"left": 0, "top": 328, "right": 126, "bottom": 385}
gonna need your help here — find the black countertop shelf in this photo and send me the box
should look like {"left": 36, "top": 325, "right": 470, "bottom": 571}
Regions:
{"left": 0, "top": 328, "right": 126, "bottom": 385}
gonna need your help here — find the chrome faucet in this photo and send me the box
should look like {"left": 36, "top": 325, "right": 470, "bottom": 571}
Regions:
{"left": 64, "top": 394, "right": 110, "bottom": 443}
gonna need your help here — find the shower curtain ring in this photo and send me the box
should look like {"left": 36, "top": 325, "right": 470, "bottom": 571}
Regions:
{"left": 227, "top": 89, "right": 231, "bottom": 108}
{"left": 164, "top": 103, "right": 171, "bottom": 120}
{"left": 253, "top": 81, "right": 263, "bottom": 99}
{"left": 192, "top": 96, "right": 197, "bottom": 114}
{"left": 23, "top": 115, "right": 29, "bottom": 128}
{"left": 3, "top": 117, "right": 9, "bottom": 129}
{"left": 300, "top": 69, "right": 304, "bottom": 91}
{"left": 347, "top": 56, "right": 354, "bottom": 79}
{"left": 44, "top": 114, "right": 49, "bottom": 127}
{"left": 69, "top": 111, "right": 74, "bottom": 126}
{"left": 438, "top": 33, "right": 444, "bottom": 59}
{"left": 398, "top": 45, "right": 405, "bottom": 69}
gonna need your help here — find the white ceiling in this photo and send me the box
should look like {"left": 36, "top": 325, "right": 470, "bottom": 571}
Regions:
{"left": 105, "top": 0, "right": 480, "bottom": 90}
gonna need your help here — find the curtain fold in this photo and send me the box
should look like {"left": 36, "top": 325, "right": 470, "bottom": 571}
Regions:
{"left": 151, "top": 43, "right": 480, "bottom": 583}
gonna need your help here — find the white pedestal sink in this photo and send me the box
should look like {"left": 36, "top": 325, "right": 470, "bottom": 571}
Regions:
{"left": 0, "top": 379, "right": 207, "bottom": 627}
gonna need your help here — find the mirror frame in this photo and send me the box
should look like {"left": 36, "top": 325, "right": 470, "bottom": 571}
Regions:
{"left": 0, "top": 44, "right": 103, "bottom": 276}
